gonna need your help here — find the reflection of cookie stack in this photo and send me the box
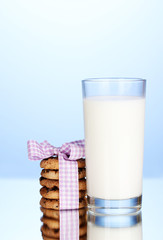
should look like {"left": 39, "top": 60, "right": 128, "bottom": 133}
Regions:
{"left": 40, "top": 208, "right": 87, "bottom": 239}
{"left": 40, "top": 156, "right": 87, "bottom": 210}
{"left": 39, "top": 156, "right": 87, "bottom": 239}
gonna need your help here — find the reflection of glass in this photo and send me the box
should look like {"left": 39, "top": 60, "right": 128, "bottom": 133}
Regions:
{"left": 82, "top": 78, "right": 146, "bottom": 214}
{"left": 87, "top": 211, "right": 142, "bottom": 240}
{"left": 40, "top": 208, "right": 87, "bottom": 239}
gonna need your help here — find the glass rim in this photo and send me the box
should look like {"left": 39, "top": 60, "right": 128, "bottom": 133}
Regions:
{"left": 82, "top": 77, "right": 146, "bottom": 83}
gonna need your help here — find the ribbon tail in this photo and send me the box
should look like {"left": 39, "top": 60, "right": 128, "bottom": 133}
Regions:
{"left": 59, "top": 152, "right": 79, "bottom": 210}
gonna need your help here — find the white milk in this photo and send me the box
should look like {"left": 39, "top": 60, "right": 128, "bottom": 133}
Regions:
{"left": 87, "top": 222, "right": 142, "bottom": 240}
{"left": 83, "top": 96, "right": 145, "bottom": 199}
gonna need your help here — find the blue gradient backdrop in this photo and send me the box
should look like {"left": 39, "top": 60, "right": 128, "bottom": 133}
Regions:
{"left": 0, "top": 0, "right": 163, "bottom": 178}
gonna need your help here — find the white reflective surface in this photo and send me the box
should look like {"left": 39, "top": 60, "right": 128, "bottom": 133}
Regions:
{"left": 87, "top": 217, "right": 142, "bottom": 240}
{"left": 0, "top": 178, "right": 163, "bottom": 239}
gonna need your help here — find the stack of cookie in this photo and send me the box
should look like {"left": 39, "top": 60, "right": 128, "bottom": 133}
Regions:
{"left": 39, "top": 156, "right": 87, "bottom": 239}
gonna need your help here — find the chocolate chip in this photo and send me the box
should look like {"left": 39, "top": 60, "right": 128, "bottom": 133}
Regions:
{"left": 47, "top": 186, "right": 59, "bottom": 193}
{"left": 52, "top": 186, "right": 59, "bottom": 191}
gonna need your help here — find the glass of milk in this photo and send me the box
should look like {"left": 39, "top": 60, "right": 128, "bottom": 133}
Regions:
{"left": 82, "top": 78, "right": 146, "bottom": 214}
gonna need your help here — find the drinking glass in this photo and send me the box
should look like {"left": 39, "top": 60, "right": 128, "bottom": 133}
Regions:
{"left": 82, "top": 78, "right": 146, "bottom": 214}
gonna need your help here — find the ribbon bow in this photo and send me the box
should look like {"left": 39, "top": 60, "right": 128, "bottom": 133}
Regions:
{"left": 27, "top": 140, "right": 85, "bottom": 210}
{"left": 27, "top": 140, "right": 85, "bottom": 161}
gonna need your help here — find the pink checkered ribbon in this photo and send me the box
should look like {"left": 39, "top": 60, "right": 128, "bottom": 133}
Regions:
{"left": 60, "top": 210, "right": 79, "bottom": 240}
{"left": 27, "top": 140, "right": 85, "bottom": 210}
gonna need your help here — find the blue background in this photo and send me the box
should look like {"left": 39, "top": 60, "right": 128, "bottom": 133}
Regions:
{"left": 0, "top": 0, "right": 163, "bottom": 178}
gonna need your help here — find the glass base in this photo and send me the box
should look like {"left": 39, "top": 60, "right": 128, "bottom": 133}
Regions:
{"left": 87, "top": 195, "right": 142, "bottom": 215}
